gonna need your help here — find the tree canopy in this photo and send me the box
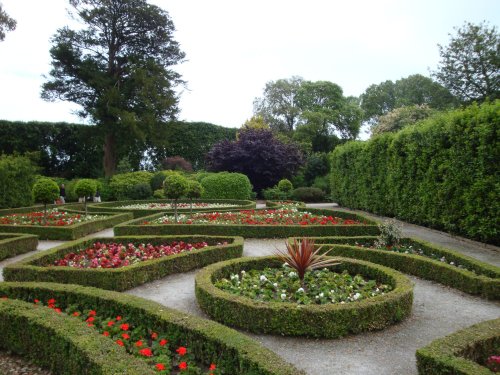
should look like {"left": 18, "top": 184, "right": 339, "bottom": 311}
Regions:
{"left": 0, "top": 4, "right": 16, "bottom": 41}
{"left": 432, "top": 21, "right": 499, "bottom": 103}
{"left": 371, "top": 105, "right": 437, "bottom": 136}
{"left": 41, "top": 0, "right": 185, "bottom": 177}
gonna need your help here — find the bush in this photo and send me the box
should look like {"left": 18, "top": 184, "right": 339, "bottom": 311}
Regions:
{"left": 312, "top": 175, "right": 330, "bottom": 195}
{"left": 109, "top": 171, "right": 153, "bottom": 200}
{"left": 0, "top": 233, "right": 38, "bottom": 261}
{"left": 153, "top": 189, "right": 165, "bottom": 199}
{"left": 262, "top": 187, "right": 289, "bottom": 201}
{"left": 291, "top": 187, "right": 326, "bottom": 202}
{"left": 201, "top": 172, "right": 253, "bottom": 200}
{"left": 161, "top": 156, "right": 193, "bottom": 171}
{"left": 416, "top": 318, "right": 500, "bottom": 374}
{"left": 32, "top": 178, "right": 60, "bottom": 222}
{"left": 74, "top": 179, "right": 98, "bottom": 214}
{"left": 330, "top": 101, "right": 500, "bottom": 244}
{"left": 0, "top": 155, "right": 38, "bottom": 209}
{"left": 128, "top": 183, "right": 152, "bottom": 200}
{"left": 277, "top": 179, "right": 293, "bottom": 192}
{"left": 186, "top": 180, "right": 203, "bottom": 199}
{"left": 150, "top": 172, "right": 167, "bottom": 191}
{"left": 195, "top": 256, "right": 413, "bottom": 338}
{"left": 303, "top": 152, "right": 330, "bottom": 185}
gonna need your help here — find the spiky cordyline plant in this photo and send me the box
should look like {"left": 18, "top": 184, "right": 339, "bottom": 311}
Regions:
{"left": 275, "top": 238, "right": 340, "bottom": 286}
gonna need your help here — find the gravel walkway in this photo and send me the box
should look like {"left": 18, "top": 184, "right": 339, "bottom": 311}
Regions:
{"left": 0, "top": 204, "right": 499, "bottom": 374}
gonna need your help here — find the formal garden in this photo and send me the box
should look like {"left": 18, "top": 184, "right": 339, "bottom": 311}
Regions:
{"left": 0, "top": 1, "right": 499, "bottom": 374}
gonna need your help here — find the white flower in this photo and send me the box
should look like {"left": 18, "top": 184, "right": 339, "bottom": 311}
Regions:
{"left": 273, "top": 283, "right": 278, "bottom": 288}
{"left": 297, "top": 288, "right": 304, "bottom": 293}
{"left": 450, "top": 261, "right": 455, "bottom": 266}
{"left": 353, "top": 293, "right": 361, "bottom": 300}
{"left": 319, "top": 292, "right": 324, "bottom": 298}
{"left": 241, "top": 270, "right": 246, "bottom": 275}
{"left": 260, "top": 275, "right": 267, "bottom": 282}
{"left": 288, "top": 271, "right": 297, "bottom": 278}
{"left": 280, "top": 293, "right": 286, "bottom": 300}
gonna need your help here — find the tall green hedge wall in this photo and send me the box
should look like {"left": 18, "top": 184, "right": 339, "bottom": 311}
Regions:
{"left": 330, "top": 101, "right": 499, "bottom": 244}
{"left": 0, "top": 120, "right": 237, "bottom": 178}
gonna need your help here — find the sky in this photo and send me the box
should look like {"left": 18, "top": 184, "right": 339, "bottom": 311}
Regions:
{"left": 0, "top": 0, "right": 499, "bottom": 139}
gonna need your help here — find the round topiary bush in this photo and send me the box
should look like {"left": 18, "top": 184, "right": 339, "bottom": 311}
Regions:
{"left": 32, "top": 177, "right": 60, "bottom": 223}
{"left": 291, "top": 187, "right": 326, "bottom": 202}
{"left": 278, "top": 179, "right": 293, "bottom": 193}
{"left": 201, "top": 172, "right": 253, "bottom": 200}
{"left": 195, "top": 256, "right": 413, "bottom": 338}
{"left": 163, "top": 173, "right": 189, "bottom": 221}
{"left": 74, "top": 178, "right": 97, "bottom": 215}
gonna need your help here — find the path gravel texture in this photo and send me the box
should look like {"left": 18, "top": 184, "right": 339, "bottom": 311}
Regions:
{"left": 0, "top": 204, "right": 499, "bottom": 375}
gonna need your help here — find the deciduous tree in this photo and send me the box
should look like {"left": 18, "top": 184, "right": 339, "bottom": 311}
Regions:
{"left": 0, "top": 4, "right": 16, "bottom": 41}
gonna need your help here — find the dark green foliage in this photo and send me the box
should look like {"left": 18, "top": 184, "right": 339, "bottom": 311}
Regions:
{"left": 305, "top": 236, "right": 500, "bottom": 300}
{"left": 150, "top": 172, "right": 167, "bottom": 191}
{"left": 195, "top": 256, "right": 413, "bottom": 338}
{"left": 262, "top": 187, "right": 289, "bottom": 201}
{"left": 4, "top": 236, "right": 244, "bottom": 292}
{"left": 330, "top": 101, "right": 500, "bottom": 244}
{"left": 0, "top": 282, "right": 305, "bottom": 375}
{"left": 0, "top": 154, "right": 38, "bottom": 208}
{"left": 0, "top": 210, "right": 132, "bottom": 240}
{"left": 0, "top": 298, "right": 155, "bottom": 374}
{"left": 303, "top": 152, "right": 330, "bottom": 185}
{"left": 416, "top": 318, "right": 500, "bottom": 374}
{"left": 128, "top": 183, "right": 152, "bottom": 200}
{"left": 0, "top": 233, "right": 38, "bottom": 261}
{"left": 109, "top": 172, "right": 153, "bottom": 201}
{"left": 201, "top": 173, "right": 253, "bottom": 200}
{"left": 115, "top": 208, "right": 379, "bottom": 238}
{"left": 291, "top": 187, "right": 326, "bottom": 202}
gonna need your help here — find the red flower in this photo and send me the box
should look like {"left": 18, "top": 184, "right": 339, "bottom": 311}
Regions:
{"left": 34, "top": 299, "right": 40, "bottom": 304}
{"left": 88, "top": 310, "right": 96, "bottom": 316}
{"left": 151, "top": 332, "right": 158, "bottom": 339}
{"left": 121, "top": 333, "right": 130, "bottom": 340}
{"left": 159, "top": 339, "right": 168, "bottom": 346}
{"left": 47, "top": 298, "right": 56, "bottom": 304}
{"left": 179, "top": 362, "right": 187, "bottom": 370}
{"left": 54, "top": 308, "right": 62, "bottom": 314}
{"left": 155, "top": 363, "right": 166, "bottom": 371}
{"left": 139, "top": 348, "right": 153, "bottom": 357}
{"left": 176, "top": 346, "right": 187, "bottom": 356}
{"left": 115, "top": 339, "right": 124, "bottom": 346}
{"left": 107, "top": 320, "right": 115, "bottom": 327}
{"left": 116, "top": 316, "right": 122, "bottom": 321}
{"left": 103, "top": 331, "right": 110, "bottom": 337}
{"left": 0, "top": 296, "right": 7, "bottom": 300}
{"left": 86, "top": 316, "right": 95, "bottom": 323}
{"left": 209, "top": 363, "right": 216, "bottom": 370}
{"left": 120, "top": 323, "right": 129, "bottom": 331}
{"left": 135, "top": 340, "right": 143, "bottom": 347}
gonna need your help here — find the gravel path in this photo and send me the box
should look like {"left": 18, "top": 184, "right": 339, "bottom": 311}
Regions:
{"left": 0, "top": 205, "right": 499, "bottom": 374}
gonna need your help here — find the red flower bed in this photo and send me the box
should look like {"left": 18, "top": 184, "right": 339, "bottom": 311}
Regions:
{"left": 0, "top": 209, "right": 102, "bottom": 226}
{"left": 53, "top": 241, "right": 209, "bottom": 268}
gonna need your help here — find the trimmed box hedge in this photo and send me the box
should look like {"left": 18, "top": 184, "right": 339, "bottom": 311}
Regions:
{"left": 115, "top": 207, "right": 379, "bottom": 238}
{"left": 0, "top": 211, "right": 132, "bottom": 240}
{"left": 0, "top": 298, "right": 155, "bottom": 374}
{"left": 195, "top": 256, "right": 413, "bottom": 338}
{"left": 301, "top": 236, "right": 500, "bottom": 300}
{"left": 265, "top": 200, "right": 306, "bottom": 208}
{"left": 0, "top": 282, "right": 304, "bottom": 375}
{"left": 416, "top": 318, "right": 500, "bottom": 374}
{"left": 87, "top": 199, "right": 257, "bottom": 218}
{"left": 0, "top": 233, "right": 38, "bottom": 261}
{"left": 3, "top": 235, "right": 244, "bottom": 292}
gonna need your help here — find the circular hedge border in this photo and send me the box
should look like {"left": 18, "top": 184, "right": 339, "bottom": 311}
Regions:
{"left": 195, "top": 256, "right": 414, "bottom": 338}
{"left": 3, "top": 235, "right": 244, "bottom": 292}
{"left": 416, "top": 318, "right": 500, "bottom": 375}
{"left": 0, "top": 282, "right": 304, "bottom": 375}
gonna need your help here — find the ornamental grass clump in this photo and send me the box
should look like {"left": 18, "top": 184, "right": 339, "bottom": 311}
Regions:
{"left": 274, "top": 237, "right": 340, "bottom": 286}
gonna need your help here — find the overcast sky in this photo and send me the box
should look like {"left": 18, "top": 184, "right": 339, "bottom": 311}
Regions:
{"left": 0, "top": 0, "right": 499, "bottom": 139}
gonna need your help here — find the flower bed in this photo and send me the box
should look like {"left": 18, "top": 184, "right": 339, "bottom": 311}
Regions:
{"left": 265, "top": 201, "right": 306, "bottom": 208}
{"left": 0, "top": 233, "right": 38, "bottom": 261}
{"left": 3, "top": 236, "right": 243, "bottom": 291}
{"left": 87, "top": 199, "right": 256, "bottom": 218}
{"left": 115, "top": 207, "right": 379, "bottom": 238}
{"left": 0, "top": 281, "right": 304, "bottom": 375}
{"left": 416, "top": 318, "right": 500, "bottom": 374}
{"left": 195, "top": 256, "right": 413, "bottom": 338}
{"left": 299, "top": 236, "right": 500, "bottom": 300}
{"left": 0, "top": 208, "right": 132, "bottom": 240}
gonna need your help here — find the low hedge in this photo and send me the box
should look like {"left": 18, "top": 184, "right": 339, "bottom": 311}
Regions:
{"left": 0, "top": 233, "right": 38, "bottom": 261}
{"left": 86, "top": 199, "right": 257, "bottom": 218}
{"left": 0, "top": 211, "right": 132, "bottom": 240}
{"left": 416, "top": 318, "right": 500, "bottom": 374}
{"left": 0, "top": 282, "right": 304, "bottom": 375}
{"left": 0, "top": 298, "right": 154, "bottom": 374}
{"left": 3, "top": 235, "right": 244, "bottom": 292}
{"left": 195, "top": 256, "right": 413, "bottom": 338}
{"left": 301, "top": 236, "right": 500, "bottom": 300}
{"left": 115, "top": 207, "right": 379, "bottom": 238}
{"left": 265, "top": 200, "right": 306, "bottom": 208}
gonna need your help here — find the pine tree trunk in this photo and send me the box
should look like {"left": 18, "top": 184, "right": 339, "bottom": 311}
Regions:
{"left": 103, "top": 132, "right": 117, "bottom": 178}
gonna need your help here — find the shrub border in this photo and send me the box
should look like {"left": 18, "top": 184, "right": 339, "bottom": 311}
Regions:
{"left": 265, "top": 200, "right": 306, "bottom": 208}
{"left": 87, "top": 199, "right": 257, "bottom": 218}
{"left": 0, "top": 298, "right": 155, "bottom": 374}
{"left": 0, "top": 233, "right": 38, "bottom": 261}
{"left": 115, "top": 207, "right": 379, "bottom": 238}
{"left": 3, "top": 235, "right": 244, "bottom": 292}
{"left": 300, "top": 236, "right": 500, "bottom": 300}
{"left": 0, "top": 211, "right": 132, "bottom": 240}
{"left": 195, "top": 256, "right": 413, "bottom": 338}
{"left": 416, "top": 318, "right": 500, "bottom": 375}
{"left": 0, "top": 282, "right": 304, "bottom": 375}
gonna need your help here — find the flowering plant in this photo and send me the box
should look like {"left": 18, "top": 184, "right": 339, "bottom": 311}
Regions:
{"left": 53, "top": 241, "right": 210, "bottom": 268}
{"left": 487, "top": 355, "right": 500, "bottom": 372}
{"left": 20, "top": 297, "right": 220, "bottom": 374}
{"left": 0, "top": 209, "right": 103, "bottom": 226}
{"left": 118, "top": 202, "right": 239, "bottom": 210}
{"left": 145, "top": 207, "right": 361, "bottom": 226}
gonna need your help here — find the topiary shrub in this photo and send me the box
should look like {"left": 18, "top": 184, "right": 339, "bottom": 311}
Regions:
{"left": 201, "top": 172, "right": 253, "bottom": 200}
{"left": 262, "top": 187, "right": 289, "bottom": 201}
{"left": 186, "top": 180, "right": 204, "bottom": 215}
{"left": 32, "top": 177, "right": 60, "bottom": 224}
{"left": 128, "top": 183, "right": 152, "bottom": 200}
{"left": 0, "top": 154, "right": 38, "bottom": 209}
{"left": 163, "top": 173, "right": 189, "bottom": 221}
{"left": 291, "top": 187, "right": 325, "bottom": 202}
{"left": 153, "top": 189, "right": 165, "bottom": 199}
{"left": 109, "top": 171, "right": 153, "bottom": 200}
{"left": 74, "top": 179, "right": 97, "bottom": 215}
{"left": 278, "top": 179, "right": 293, "bottom": 193}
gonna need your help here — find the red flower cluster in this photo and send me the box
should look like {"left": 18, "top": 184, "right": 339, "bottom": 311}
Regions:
{"left": 52, "top": 241, "right": 209, "bottom": 268}
{"left": 0, "top": 209, "right": 99, "bottom": 226}
{"left": 487, "top": 355, "right": 500, "bottom": 372}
